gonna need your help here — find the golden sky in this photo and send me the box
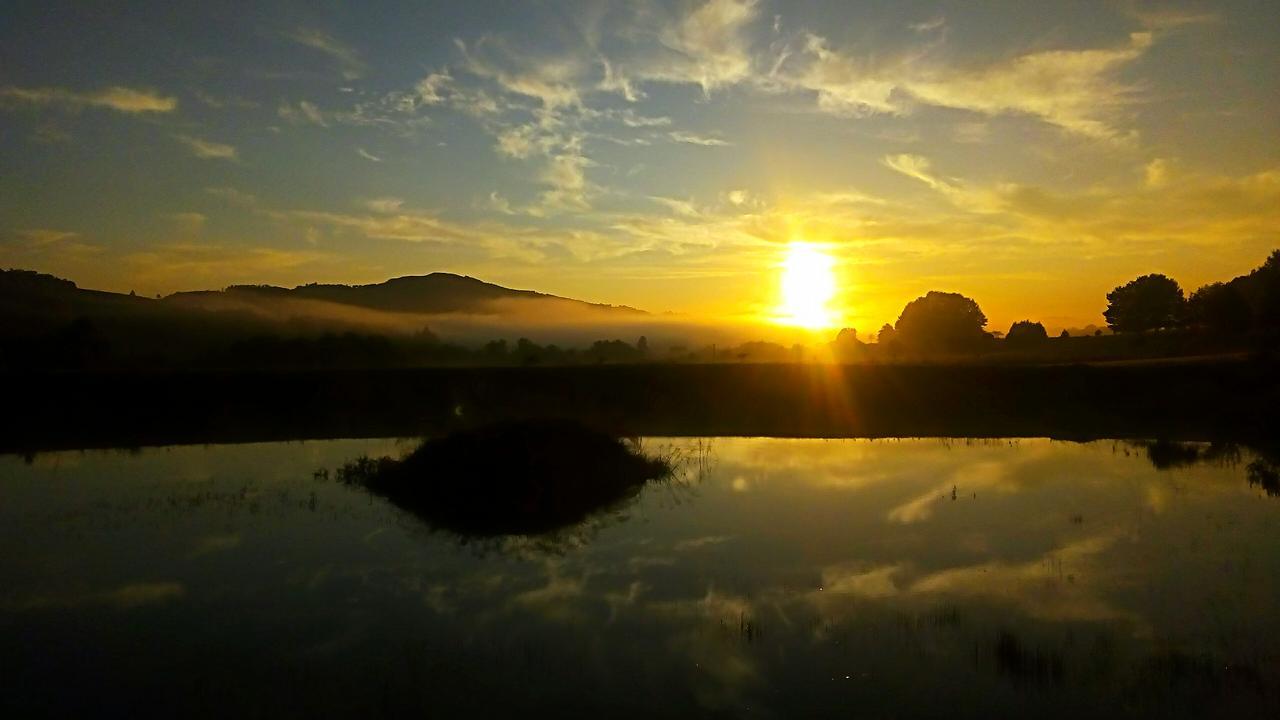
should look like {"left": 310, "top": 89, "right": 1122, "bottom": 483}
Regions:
{"left": 2, "top": 1, "right": 1278, "bottom": 333}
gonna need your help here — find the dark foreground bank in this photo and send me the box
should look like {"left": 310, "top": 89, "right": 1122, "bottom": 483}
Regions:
{"left": 4, "top": 359, "right": 1277, "bottom": 453}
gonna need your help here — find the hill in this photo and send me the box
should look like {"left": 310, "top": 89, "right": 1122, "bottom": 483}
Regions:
{"left": 0, "top": 268, "right": 665, "bottom": 370}
{"left": 163, "top": 273, "right": 646, "bottom": 317}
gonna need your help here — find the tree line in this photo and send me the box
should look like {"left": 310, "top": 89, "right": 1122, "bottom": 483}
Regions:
{"left": 836, "top": 249, "right": 1280, "bottom": 357}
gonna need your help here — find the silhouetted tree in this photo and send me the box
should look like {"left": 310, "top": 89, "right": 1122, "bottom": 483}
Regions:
{"left": 893, "top": 291, "right": 989, "bottom": 351}
{"left": 636, "top": 335, "right": 649, "bottom": 357}
{"left": 514, "top": 337, "right": 541, "bottom": 365}
{"left": 482, "top": 339, "right": 508, "bottom": 361}
{"left": 835, "top": 327, "right": 860, "bottom": 344}
{"left": 876, "top": 323, "right": 896, "bottom": 344}
{"left": 1104, "top": 274, "right": 1187, "bottom": 332}
{"left": 1058, "top": 329, "right": 1070, "bottom": 339}
{"left": 1253, "top": 250, "right": 1280, "bottom": 329}
{"left": 1189, "top": 281, "right": 1251, "bottom": 334}
{"left": 1005, "top": 320, "right": 1048, "bottom": 345}
{"left": 585, "top": 339, "right": 640, "bottom": 363}
{"left": 831, "top": 327, "right": 866, "bottom": 362}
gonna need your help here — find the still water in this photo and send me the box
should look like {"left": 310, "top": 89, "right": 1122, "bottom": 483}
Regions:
{"left": 2, "top": 437, "right": 1278, "bottom": 718}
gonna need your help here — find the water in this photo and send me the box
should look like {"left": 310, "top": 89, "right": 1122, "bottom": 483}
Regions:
{"left": 2, "top": 437, "right": 1278, "bottom": 718}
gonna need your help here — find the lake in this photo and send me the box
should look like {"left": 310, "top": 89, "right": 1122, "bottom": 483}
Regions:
{"left": 3, "top": 437, "right": 1278, "bottom": 718}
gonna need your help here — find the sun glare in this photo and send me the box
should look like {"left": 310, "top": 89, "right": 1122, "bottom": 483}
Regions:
{"left": 777, "top": 242, "right": 839, "bottom": 329}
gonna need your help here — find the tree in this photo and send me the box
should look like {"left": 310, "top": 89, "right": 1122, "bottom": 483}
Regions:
{"left": 636, "top": 335, "right": 649, "bottom": 357}
{"left": 1103, "top": 274, "right": 1187, "bottom": 332}
{"left": 1253, "top": 249, "right": 1280, "bottom": 329}
{"left": 832, "top": 327, "right": 865, "bottom": 362}
{"left": 1188, "top": 281, "right": 1251, "bottom": 334}
{"left": 835, "top": 327, "right": 861, "bottom": 345}
{"left": 893, "top": 291, "right": 989, "bottom": 351}
{"left": 876, "top": 323, "right": 896, "bottom": 344}
{"left": 482, "top": 339, "right": 508, "bottom": 360}
{"left": 1005, "top": 320, "right": 1048, "bottom": 345}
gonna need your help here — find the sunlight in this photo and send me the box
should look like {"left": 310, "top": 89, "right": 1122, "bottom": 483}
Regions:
{"left": 776, "top": 241, "right": 839, "bottom": 329}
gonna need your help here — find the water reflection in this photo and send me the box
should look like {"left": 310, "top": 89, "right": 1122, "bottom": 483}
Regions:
{"left": 332, "top": 420, "right": 686, "bottom": 548}
{"left": 2, "top": 437, "right": 1278, "bottom": 717}
{"left": 1127, "top": 438, "right": 1280, "bottom": 497}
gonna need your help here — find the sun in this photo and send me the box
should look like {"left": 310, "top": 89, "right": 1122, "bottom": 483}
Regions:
{"left": 776, "top": 241, "right": 839, "bottom": 329}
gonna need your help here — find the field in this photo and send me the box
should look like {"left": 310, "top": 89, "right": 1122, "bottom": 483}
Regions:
{"left": 6, "top": 357, "right": 1277, "bottom": 453}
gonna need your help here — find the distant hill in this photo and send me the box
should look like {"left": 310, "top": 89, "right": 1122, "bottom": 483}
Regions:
{"left": 0, "top": 269, "right": 161, "bottom": 321}
{"left": 0, "top": 269, "right": 646, "bottom": 322}
{"left": 163, "top": 273, "right": 647, "bottom": 317}
{"left": 0, "top": 267, "right": 661, "bottom": 370}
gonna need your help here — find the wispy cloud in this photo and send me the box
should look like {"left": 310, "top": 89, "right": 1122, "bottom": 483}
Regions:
{"left": 15, "top": 228, "right": 81, "bottom": 245}
{"left": 787, "top": 31, "right": 1153, "bottom": 140}
{"left": 0, "top": 85, "right": 177, "bottom": 113}
{"left": 205, "top": 187, "right": 257, "bottom": 206}
{"left": 908, "top": 16, "right": 946, "bottom": 33}
{"left": 284, "top": 28, "right": 366, "bottom": 80}
{"left": 2, "top": 228, "right": 102, "bottom": 269}
{"left": 277, "top": 100, "right": 329, "bottom": 127}
{"left": 167, "top": 212, "right": 207, "bottom": 231}
{"left": 356, "top": 147, "right": 383, "bottom": 162}
{"left": 669, "top": 130, "right": 731, "bottom": 146}
{"left": 649, "top": 196, "right": 703, "bottom": 218}
{"left": 363, "top": 197, "right": 404, "bottom": 213}
{"left": 175, "top": 134, "right": 238, "bottom": 160}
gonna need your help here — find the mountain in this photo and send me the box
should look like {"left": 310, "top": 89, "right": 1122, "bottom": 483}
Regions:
{"left": 0, "top": 268, "right": 664, "bottom": 370}
{"left": 163, "top": 273, "right": 646, "bottom": 317}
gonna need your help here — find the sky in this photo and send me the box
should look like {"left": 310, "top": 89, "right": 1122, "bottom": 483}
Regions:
{"left": 2, "top": 0, "right": 1278, "bottom": 334}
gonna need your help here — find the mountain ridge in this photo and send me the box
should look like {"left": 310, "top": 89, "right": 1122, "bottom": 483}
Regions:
{"left": 164, "top": 271, "right": 648, "bottom": 316}
{"left": 0, "top": 268, "right": 648, "bottom": 318}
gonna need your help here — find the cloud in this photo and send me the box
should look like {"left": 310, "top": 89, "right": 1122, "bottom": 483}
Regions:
{"left": 882, "top": 153, "right": 938, "bottom": 185}
{"left": 356, "top": 147, "right": 383, "bottom": 162}
{"left": 906, "top": 32, "right": 1153, "bottom": 140}
{"left": 278, "top": 100, "right": 329, "bottom": 126}
{"left": 1125, "top": 5, "right": 1218, "bottom": 30}
{"left": 649, "top": 196, "right": 702, "bottom": 218}
{"left": 457, "top": 38, "right": 583, "bottom": 110}
{"left": 4, "top": 582, "right": 185, "bottom": 611}
{"left": 175, "top": 134, "right": 238, "bottom": 160}
{"left": 2, "top": 228, "right": 103, "bottom": 269}
{"left": 669, "top": 130, "right": 731, "bottom": 146}
{"left": 908, "top": 16, "right": 946, "bottom": 33}
{"left": 598, "top": 56, "right": 643, "bottom": 101}
{"left": 284, "top": 28, "right": 366, "bottom": 80}
{"left": 785, "top": 34, "right": 902, "bottom": 116}
{"left": 122, "top": 243, "right": 333, "bottom": 289}
{"left": 1144, "top": 158, "right": 1170, "bottom": 188}
{"left": 363, "top": 197, "right": 404, "bottom": 213}
{"left": 881, "top": 153, "right": 1001, "bottom": 212}
{"left": 15, "top": 228, "right": 80, "bottom": 245}
{"left": 205, "top": 186, "right": 257, "bottom": 206}
{"left": 495, "top": 125, "right": 540, "bottom": 159}
{"left": 483, "top": 192, "right": 516, "bottom": 215}
{"left": 0, "top": 85, "right": 177, "bottom": 113}
{"left": 538, "top": 145, "right": 593, "bottom": 211}
{"left": 168, "top": 212, "right": 207, "bottom": 232}
{"left": 651, "top": 0, "right": 760, "bottom": 94}
{"left": 786, "top": 30, "right": 1153, "bottom": 140}
{"left": 415, "top": 71, "right": 453, "bottom": 104}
